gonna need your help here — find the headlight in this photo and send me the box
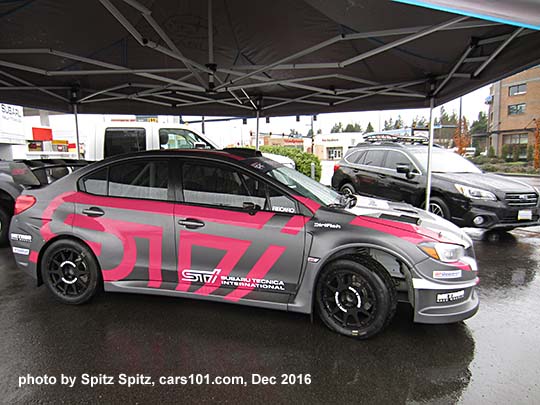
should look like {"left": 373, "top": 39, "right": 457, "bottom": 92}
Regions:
{"left": 454, "top": 184, "right": 496, "bottom": 200}
{"left": 419, "top": 242, "right": 465, "bottom": 263}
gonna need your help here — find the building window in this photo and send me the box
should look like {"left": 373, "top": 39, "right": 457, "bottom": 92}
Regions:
{"left": 508, "top": 83, "right": 527, "bottom": 96}
{"left": 502, "top": 133, "right": 529, "bottom": 159}
{"left": 508, "top": 103, "right": 526, "bottom": 115}
{"left": 327, "top": 147, "right": 343, "bottom": 160}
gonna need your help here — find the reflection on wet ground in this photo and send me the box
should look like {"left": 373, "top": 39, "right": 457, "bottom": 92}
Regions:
{"left": 1, "top": 228, "right": 539, "bottom": 403}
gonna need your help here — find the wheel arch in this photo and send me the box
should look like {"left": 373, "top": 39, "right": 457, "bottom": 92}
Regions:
{"left": 305, "top": 243, "right": 416, "bottom": 315}
{"left": 36, "top": 234, "right": 102, "bottom": 287}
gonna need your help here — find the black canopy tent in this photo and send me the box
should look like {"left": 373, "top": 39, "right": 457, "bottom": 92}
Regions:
{"left": 1, "top": 0, "right": 539, "bottom": 207}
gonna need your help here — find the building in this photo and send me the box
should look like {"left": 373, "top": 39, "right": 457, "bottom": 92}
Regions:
{"left": 487, "top": 66, "right": 540, "bottom": 157}
{"left": 308, "top": 132, "right": 365, "bottom": 160}
{"left": 0, "top": 103, "right": 25, "bottom": 159}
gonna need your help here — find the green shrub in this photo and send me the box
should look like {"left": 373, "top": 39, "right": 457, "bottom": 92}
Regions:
{"left": 259, "top": 145, "right": 322, "bottom": 181}
{"left": 487, "top": 146, "right": 495, "bottom": 158}
{"left": 527, "top": 145, "right": 534, "bottom": 162}
{"left": 512, "top": 145, "right": 520, "bottom": 162}
{"left": 501, "top": 144, "right": 511, "bottom": 161}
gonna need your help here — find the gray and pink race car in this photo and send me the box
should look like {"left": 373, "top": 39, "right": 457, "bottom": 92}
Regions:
{"left": 9, "top": 149, "right": 479, "bottom": 339}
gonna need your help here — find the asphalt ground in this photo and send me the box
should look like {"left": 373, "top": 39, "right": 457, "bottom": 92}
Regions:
{"left": 1, "top": 223, "right": 539, "bottom": 404}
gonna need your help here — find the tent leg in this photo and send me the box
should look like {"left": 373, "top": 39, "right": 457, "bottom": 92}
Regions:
{"left": 73, "top": 104, "right": 81, "bottom": 159}
{"left": 425, "top": 97, "right": 435, "bottom": 212}
{"left": 255, "top": 111, "right": 260, "bottom": 151}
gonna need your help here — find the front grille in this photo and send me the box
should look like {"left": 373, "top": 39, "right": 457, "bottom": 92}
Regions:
{"left": 504, "top": 193, "right": 538, "bottom": 207}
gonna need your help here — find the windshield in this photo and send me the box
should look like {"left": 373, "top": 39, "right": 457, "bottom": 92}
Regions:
{"left": 266, "top": 166, "right": 343, "bottom": 207}
{"left": 413, "top": 149, "right": 482, "bottom": 173}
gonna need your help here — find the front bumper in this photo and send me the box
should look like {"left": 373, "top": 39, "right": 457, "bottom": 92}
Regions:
{"left": 413, "top": 278, "right": 479, "bottom": 324}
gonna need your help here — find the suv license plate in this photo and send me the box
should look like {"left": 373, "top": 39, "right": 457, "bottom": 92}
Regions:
{"left": 518, "top": 210, "right": 532, "bottom": 220}
{"left": 436, "top": 290, "right": 465, "bottom": 303}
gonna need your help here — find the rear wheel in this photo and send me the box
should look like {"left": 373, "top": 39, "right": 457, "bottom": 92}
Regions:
{"left": 0, "top": 206, "right": 10, "bottom": 246}
{"left": 41, "top": 239, "right": 100, "bottom": 304}
{"left": 316, "top": 257, "right": 397, "bottom": 339}
{"left": 340, "top": 183, "right": 356, "bottom": 195}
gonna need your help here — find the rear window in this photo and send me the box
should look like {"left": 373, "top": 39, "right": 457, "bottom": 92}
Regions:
{"left": 104, "top": 128, "right": 146, "bottom": 158}
{"left": 363, "top": 150, "right": 386, "bottom": 167}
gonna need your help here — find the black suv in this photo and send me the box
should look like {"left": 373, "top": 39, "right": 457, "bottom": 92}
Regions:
{"left": 332, "top": 142, "right": 540, "bottom": 231}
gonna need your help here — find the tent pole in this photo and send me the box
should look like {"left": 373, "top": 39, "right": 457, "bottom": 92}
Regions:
{"left": 255, "top": 111, "right": 260, "bottom": 151}
{"left": 73, "top": 104, "right": 81, "bottom": 160}
{"left": 425, "top": 97, "right": 435, "bottom": 212}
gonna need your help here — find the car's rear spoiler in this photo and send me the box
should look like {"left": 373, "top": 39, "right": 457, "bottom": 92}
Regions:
{"left": 9, "top": 159, "right": 89, "bottom": 188}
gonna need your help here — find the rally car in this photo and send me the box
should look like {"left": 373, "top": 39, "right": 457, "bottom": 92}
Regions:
{"left": 9, "top": 149, "right": 479, "bottom": 339}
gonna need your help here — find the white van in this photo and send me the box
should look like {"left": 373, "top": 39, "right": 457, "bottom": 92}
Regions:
{"left": 85, "top": 122, "right": 295, "bottom": 168}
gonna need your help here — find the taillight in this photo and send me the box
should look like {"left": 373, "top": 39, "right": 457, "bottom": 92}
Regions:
{"left": 14, "top": 195, "right": 36, "bottom": 215}
{"left": 333, "top": 164, "right": 340, "bottom": 172}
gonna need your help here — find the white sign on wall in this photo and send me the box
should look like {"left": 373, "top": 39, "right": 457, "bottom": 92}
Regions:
{"left": 0, "top": 103, "right": 25, "bottom": 144}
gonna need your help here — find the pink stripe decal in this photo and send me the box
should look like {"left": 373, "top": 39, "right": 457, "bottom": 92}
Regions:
{"left": 29, "top": 251, "right": 38, "bottom": 263}
{"left": 41, "top": 191, "right": 78, "bottom": 241}
{"left": 224, "top": 245, "right": 287, "bottom": 302}
{"left": 68, "top": 214, "right": 164, "bottom": 288}
{"left": 176, "top": 231, "right": 251, "bottom": 293}
{"left": 453, "top": 261, "right": 472, "bottom": 272}
{"left": 293, "top": 195, "right": 321, "bottom": 214}
{"left": 281, "top": 215, "right": 309, "bottom": 235}
{"left": 351, "top": 216, "right": 431, "bottom": 244}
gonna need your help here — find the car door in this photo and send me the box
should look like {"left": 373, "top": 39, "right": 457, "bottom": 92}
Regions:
{"left": 74, "top": 158, "right": 176, "bottom": 289}
{"left": 173, "top": 158, "right": 306, "bottom": 304}
{"left": 382, "top": 150, "right": 422, "bottom": 204}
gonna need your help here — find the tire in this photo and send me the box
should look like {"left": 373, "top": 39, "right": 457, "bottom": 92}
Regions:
{"left": 41, "top": 239, "right": 101, "bottom": 305}
{"left": 0, "top": 206, "right": 10, "bottom": 246}
{"left": 316, "top": 256, "right": 397, "bottom": 339}
{"left": 426, "top": 196, "right": 450, "bottom": 220}
{"left": 340, "top": 183, "right": 356, "bottom": 195}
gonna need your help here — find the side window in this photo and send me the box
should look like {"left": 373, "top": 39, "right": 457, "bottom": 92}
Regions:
{"left": 182, "top": 163, "right": 266, "bottom": 209}
{"left": 345, "top": 150, "right": 366, "bottom": 164}
{"left": 82, "top": 168, "right": 108, "bottom": 196}
{"left": 384, "top": 151, "right": 411, "bottom": 170}
{"left": 363, "top": 150, "right": 386, "bottom": 167}
{"left": 159, "top": 128, "right": 213, "bottom": 149}
{"left": 268, "top": 186, "right": 297, "bottom": 214}
{"left": 104, "top": 128, "right": 146, "bottom": 158}
{"left": 108, "top": 161, "right": 168, "bottom": 200}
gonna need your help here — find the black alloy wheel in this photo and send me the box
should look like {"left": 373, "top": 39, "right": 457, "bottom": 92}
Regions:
{"left": 316, "top": 257, "right": 396, "bottom": 339}
{"left": 42, "top": 239, "right": 100, "bottom": 304}
{"left": 340, "top": 183, "right": 356, "bottom": 195}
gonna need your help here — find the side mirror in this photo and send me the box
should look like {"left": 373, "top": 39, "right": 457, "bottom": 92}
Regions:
{"left": 396, "top": 163, "right": 415, "bottom": 179}
{"left": 193, "top": 141, "right": 207, "bottom": 149}
{"left": 243, "top": 201, "right": 261, "bottom": 215}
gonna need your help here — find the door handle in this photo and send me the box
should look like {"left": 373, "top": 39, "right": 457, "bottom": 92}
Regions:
{"left": 82, "top": 207, "right": 105, "bottom": 217}
{"left": 177, "top": 218, "right": 205, "bottom": 229}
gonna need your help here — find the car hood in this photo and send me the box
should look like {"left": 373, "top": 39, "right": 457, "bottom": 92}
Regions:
{"left": 346, "top": 196, "right": 473, "bottom": 248}
{"left": 434, "top": 172, "right": 536, "bottom": 194}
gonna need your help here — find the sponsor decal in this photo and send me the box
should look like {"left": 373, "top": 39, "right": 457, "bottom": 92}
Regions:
{"left": 10, "top": 233, "right": 32, "bottom": 243}
{"left": 314, "top": 222, "right": 342, "bottom": 229}
{"left": 307, "top": 257, "right": 320, "bottom": 263}
{"left": 436, "top": 290, "right": 465, "bottom": 303}
{"left": 250, "top": 162, "right": 265, "bottom": 170}
{"left": 12, "top": 247, "right": 30, "bottom": 256}
{"left": 433, "top": 270, "right": 462, "bottom": 279}
{"left": 181, "top": 269, "right": 286, "bottom": 291}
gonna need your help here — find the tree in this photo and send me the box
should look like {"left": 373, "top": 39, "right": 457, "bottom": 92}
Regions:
{"left": 316, "top": 129, "right": 322, "bottom": 134}
{"left": 331, "top": 122, "right": 343, "bottom": 133}
{"left": 527, "top": 145, "right": 534, "bottom": 162}
{"left": 488, "top": 145, "right": 495, "bottom": 158}
{"left": 453, "top": 117, "right": 470, "bottom": 155}
{"left": 470, "top": 111, "right": 488, "bottom": 134}
{"left": 393, "top": 115, "right": 404, "bottom": 129}
{"left": 344, "top": 122, "right": 362, "bottom": 132}
{"left": 365, "top": 122, "right": 374, "bottom": 133}
{"left": 307, "top": 128, "right": 313, "bottom": 137}
{"left": 512, "top": 145, "right": 520, "bottom": 162}
{"left": 412, "top": 116, "right": 428, "bottom": 128}
{"left": 383, "top": 118, "right": 394, "bottom": 130}
{"left": 289, "top": 128, "right": 299, "bottom": 136}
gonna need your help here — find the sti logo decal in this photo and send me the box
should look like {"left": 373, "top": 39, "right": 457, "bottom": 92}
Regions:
{"left": 181, "top": 269, "right": 221, "bottom": 284}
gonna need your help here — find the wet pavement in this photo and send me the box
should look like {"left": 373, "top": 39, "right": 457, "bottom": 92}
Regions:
{"left": 1, "top": 227, "right": 539, "bottom": 404}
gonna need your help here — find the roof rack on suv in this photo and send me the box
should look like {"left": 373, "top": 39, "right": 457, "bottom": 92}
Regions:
{"left": 359, "top": 133, "right": 430, "bottom": 146}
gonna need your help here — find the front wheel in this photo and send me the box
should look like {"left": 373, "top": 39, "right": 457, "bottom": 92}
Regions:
{"left": 316, "top": 257, "right": 397, "bottom": 339}
{"left": 340, "top": 183, "right": 356, "bottom": 195}
{"left": 423, "top": 196, "right": 450, "bottom": 220}
{"left": 41, "top": 239, "right": 101, "bottom": 305}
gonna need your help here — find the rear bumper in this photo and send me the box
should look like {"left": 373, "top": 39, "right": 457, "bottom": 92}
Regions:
{"left": 412, "top": 278, "right": 479, "bottom": 324}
